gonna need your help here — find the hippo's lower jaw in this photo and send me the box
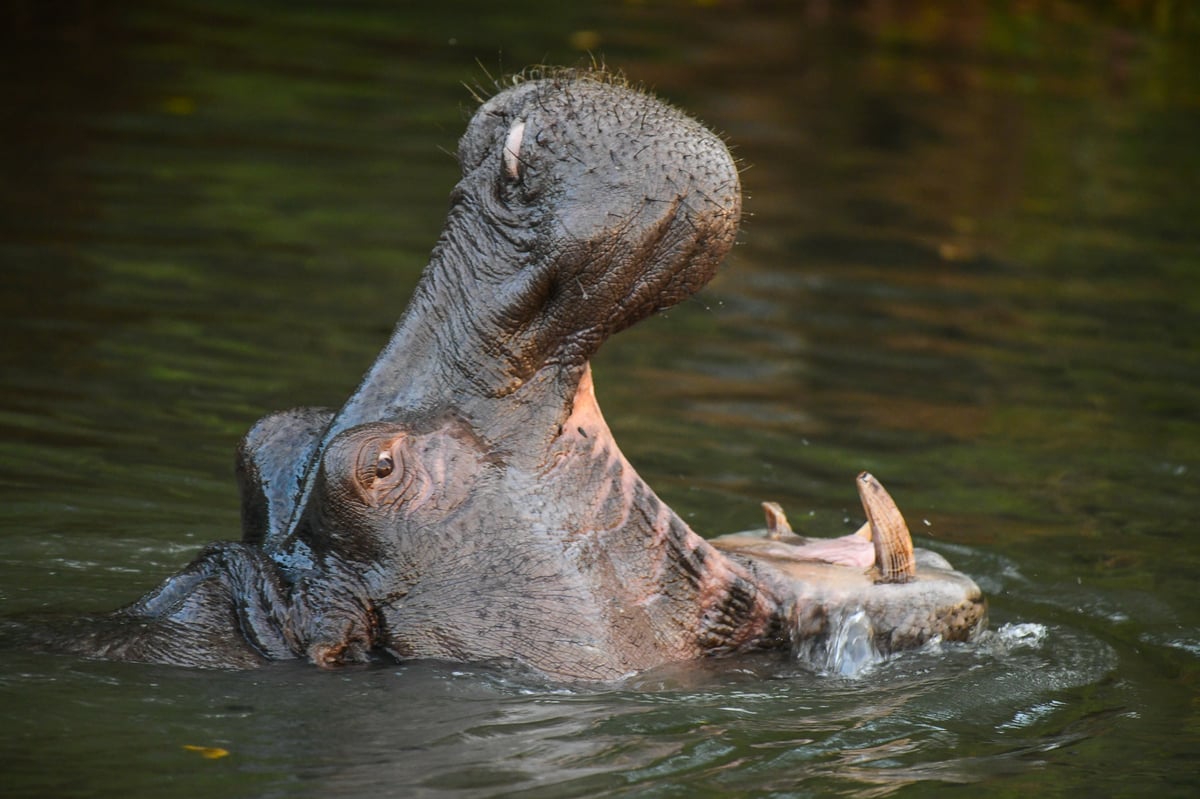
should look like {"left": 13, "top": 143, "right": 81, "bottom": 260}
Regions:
{"left": 713, "top": 473, "right": 987, "bottom": 673}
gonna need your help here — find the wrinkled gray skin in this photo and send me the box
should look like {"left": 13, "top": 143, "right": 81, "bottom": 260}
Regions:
{"left": 59, "top": 72, "right": 985, "bottom": 680}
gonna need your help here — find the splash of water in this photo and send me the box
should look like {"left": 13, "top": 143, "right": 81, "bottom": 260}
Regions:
{"left": 791, "top": 609, "right": 881, "bottom": 676}
{"left": 790, "top": 616, "right": 1054, "bottom": 678}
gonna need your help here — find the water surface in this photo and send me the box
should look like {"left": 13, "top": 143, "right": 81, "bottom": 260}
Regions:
{"left": 2, "top": 2, "right": 1197, "bottom": 797}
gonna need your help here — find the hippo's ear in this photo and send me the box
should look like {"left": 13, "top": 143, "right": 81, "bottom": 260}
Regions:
{"left": 236, "top": 407, "right": 333, "bottom": 549}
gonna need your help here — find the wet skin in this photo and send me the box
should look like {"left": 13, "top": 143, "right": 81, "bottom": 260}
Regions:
{"left": 52, "top": 70, "right": 985, "bottom": 680}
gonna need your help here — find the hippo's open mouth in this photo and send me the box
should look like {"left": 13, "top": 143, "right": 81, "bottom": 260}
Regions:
{"left": 716, "top": 473, "right": 921, "bottom": 581}
{"left": 43, "top": 68, "right": 986, "bottom": 680}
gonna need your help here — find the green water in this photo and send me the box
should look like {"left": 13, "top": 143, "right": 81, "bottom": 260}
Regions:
{"left": 2, "top": 2, "right": 1197, "bottom": 796}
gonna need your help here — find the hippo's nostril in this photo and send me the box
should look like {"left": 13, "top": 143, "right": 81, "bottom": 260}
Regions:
{"left": 503, "top": 119, "right": 525, "bottom": 180}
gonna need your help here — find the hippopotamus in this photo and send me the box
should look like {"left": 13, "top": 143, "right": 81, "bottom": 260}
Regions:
{"left": 51, "top": 69, "right": 985, "bottom": 680}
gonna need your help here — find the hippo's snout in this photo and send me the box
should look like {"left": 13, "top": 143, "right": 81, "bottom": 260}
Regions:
{"left": 448, "top": 70, "right": 742, "bottom": 372}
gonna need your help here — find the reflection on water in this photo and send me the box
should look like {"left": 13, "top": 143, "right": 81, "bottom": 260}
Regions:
{"left": 2, "top": 1, "right": 1198, "bottom": 797}
{"left": 0, "top": 623, "right": 1120, "bottom": 799}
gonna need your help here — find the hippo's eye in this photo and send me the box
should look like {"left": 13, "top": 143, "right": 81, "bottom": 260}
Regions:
{"left": 502, "top": 119, "right": 525, "bottom": 181}
{"left": 375, "top": 451, "right": 394, "bottom": 480}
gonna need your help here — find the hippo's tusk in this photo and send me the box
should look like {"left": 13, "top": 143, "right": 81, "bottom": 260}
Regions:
{"left": 761, "top": 501, "right": 793, "bottom": 540}
{"left": 856, "top": 472, "right": 917, "bottom": 584}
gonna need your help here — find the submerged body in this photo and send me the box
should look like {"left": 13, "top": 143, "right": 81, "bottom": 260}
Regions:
{"left": 48, "top": 70, "right": 985, "bottom": 680}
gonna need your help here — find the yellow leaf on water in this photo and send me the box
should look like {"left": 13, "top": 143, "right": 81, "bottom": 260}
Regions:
{"left": 182, "top": 744, "right": 230, "bottom": 760}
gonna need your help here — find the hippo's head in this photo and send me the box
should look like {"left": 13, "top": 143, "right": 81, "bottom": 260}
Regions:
{"left": 44, "top": 69, "right": 987, "bottom": 681}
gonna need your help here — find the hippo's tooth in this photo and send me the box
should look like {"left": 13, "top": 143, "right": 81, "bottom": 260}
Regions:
{"left": 503, "top": 119, "right": 525, "bottom": 180}
{"left": 853, "top": 521, "right": 872, "bottom": 541}
{"left": 761, "top": 501, "right": 793, "bottom": 540}
{"left": 856, "top": 472, "right": 917, "bottom": 584}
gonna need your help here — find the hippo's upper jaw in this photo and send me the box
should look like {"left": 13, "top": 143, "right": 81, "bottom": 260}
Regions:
{"left": 316, "top": 70, "right": 742, "bottom": 443}
{"left": 47, "top": 69, "right": 987, "bottom": 681}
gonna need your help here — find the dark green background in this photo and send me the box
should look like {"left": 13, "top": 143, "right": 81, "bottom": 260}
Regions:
{"left": 2, "top": 2, "right": 1197, "bottom": 796}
